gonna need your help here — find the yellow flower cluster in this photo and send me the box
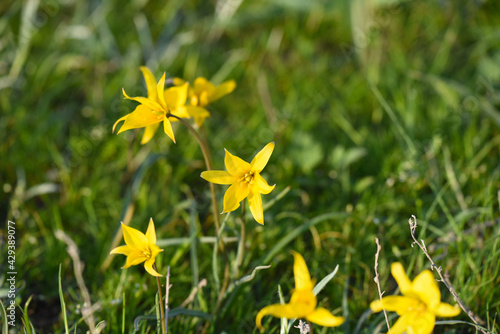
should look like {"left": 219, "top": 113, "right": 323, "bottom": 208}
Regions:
{"left": 113, "top": 67, "right": 235, "bottom": 144}
{"left": 110, "top": 67, "right": 462, "bottom": 334}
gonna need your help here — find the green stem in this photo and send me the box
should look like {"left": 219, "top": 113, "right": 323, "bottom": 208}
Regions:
{"left": 168, "top": 114, "right": 221, "bottom": 240}
{"left": 153, "top": 263, "right": 166, "bottom": 334}
{"left": 234, "top": 199, "right": 246, "bottom": 277}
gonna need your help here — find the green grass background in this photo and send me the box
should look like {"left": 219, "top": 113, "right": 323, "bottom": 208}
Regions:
{"left": 1, "top": 0, "right": 500, "bottom": 332}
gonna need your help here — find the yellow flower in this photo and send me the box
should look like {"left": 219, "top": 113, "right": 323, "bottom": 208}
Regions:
{"left": 256, "top": 251, "right": 344, "bottom": 331}
{"left": 110, "top": 218, "right": 163, "bottom": 277}
{"left": 200, "top": 142, "right": 275, "bottom": 225}
{"left": 174, "top": 77, "right": 236, "bottom": 127}
{"left": 370, "top": 262, "right": 461, "bottom": 334}
{"left": 113, "top": 67, "right": 208, "bottom": 144}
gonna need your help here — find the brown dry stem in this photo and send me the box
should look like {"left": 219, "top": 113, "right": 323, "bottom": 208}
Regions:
{"left": 374, "top": 237, "right": 391, "bottom": 332}
{"left": 408, "top": 215, "right": 488, "bottom": 334}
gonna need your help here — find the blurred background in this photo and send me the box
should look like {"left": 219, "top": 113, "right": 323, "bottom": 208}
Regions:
{"left": 1, "top": 0, "right": 500, "bottom": 332}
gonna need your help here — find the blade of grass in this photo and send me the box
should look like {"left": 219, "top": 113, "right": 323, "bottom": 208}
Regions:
{"left": 261, "top": 212, "right": 348, "bottom": 264}
{"left": 435, "top": 320, "right": 493, "bottom": 333}
{"left": 0, "top": 300, "right": 8, "bottom": 334}
{"left": 213, "top": 213, "right": 230, "bottom": 294}
{"left": 121, "top": 292, "right": 125, "bottom": 334}
{"left": 21, "top": 295, "right": 34, "bottom": 334}
{"left": 278, "top": 284, "right": 288, "bottom": 334}
{"left": 370, "top": 84, "right": 417, "bottom": 154}
{"left": 58, "top": 264, "right": 70, "bottom": 334}
{"left": 9, "top": 0, "right": 40, "bottom": 80}
{"left": 287, "top": 265, "right": 340, "bottom": 331}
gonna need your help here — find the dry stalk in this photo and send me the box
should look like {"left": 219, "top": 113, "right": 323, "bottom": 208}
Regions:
{"left": 55, "top": 230, "right": 104, "bottom": 333}
{"left": 408, "top": 215, "right": 488, "bottom": 334}
{"left": 374, "top": 238, "right": 391, "bottom": 332}
{"left": 180, "top": 278, "right": 207, "bottom": 308}
{"left": 165, "top": 266, "right": 172, "bottom": 333}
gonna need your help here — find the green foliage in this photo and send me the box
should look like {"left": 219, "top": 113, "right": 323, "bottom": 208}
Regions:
{"left": 1, "top": 0, "right": 500, "bottom": 333}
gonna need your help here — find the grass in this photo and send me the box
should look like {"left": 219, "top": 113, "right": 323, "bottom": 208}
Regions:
{"left": 1, "top": 0, "right": 500, "bottom": 332}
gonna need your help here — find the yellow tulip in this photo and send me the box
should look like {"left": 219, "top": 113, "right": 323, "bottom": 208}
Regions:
{"left": 256, "top": 252, "right": 344, "bottom": 331}
{"left": 201, "top": 142, "right": 275, "bottom": 225}
{"left": 174, "top": 77, "right": 236, "bottom": 127}
{"left": 113, "top": 67, "right": 208, "bottom": 144}
{"left": 110, "top": 218, "right": 163, "bottom": 277}
{"left": 370, "top": 262, "right": 461, "bottom": 334}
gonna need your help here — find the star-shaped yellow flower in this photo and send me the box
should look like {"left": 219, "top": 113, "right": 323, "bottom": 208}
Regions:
{"left": 200, "top": 142, "right": 275, "bottom": 225}
{"left": 113, "top": 67, "right": 208, "bottom": 144}
{"left": 174, "top": 77, "right": 236, "bottom": 127}
{"left": 110, "top": 218, "right": 164, "bottom": 277}
{"left": 370, "top": 262, "right": 461, "bottom": 334}
{"left": 256, "top": 251, "right": 344, "bottom": 331}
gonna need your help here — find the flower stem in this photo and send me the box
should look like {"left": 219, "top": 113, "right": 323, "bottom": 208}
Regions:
{"left": 153, "top": 263, "right": 166, "bottom": 334}
{"left": 234, "top": 199, "right": 246, "bottom": 277}
{"left": 168, "top": 114, "right": 222, "bottom": 242}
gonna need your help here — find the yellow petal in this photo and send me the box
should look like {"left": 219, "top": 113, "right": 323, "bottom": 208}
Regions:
{"left": 210, "top": 79, "right": 236, "bottom": 102}
{"left": 164, "top": 84, "right": 188, "bottom": 111}
{"left": 185, "top": 106, "right": 210, "bottom": 127}
{"left": 405, "top": 311, "right": 435, "bottom": 334}
{"left": 190, "top": 94, "right": 199, "bottom": 106}
{"left": 122, "top": 88, "right": 163, "bottom": 111}
{"left": 123, "top": 251, "right": 148, "bottom": 268}
{"left": 157, "top": 73, "right": 167, "bottom": 109}
{"left": 164, "top": 86, "right": 180, "bottom": 110}
{"left": 175, "top": 82, "right": 188, "bottom": 109}
{"left": 411, "top": 270, "right": 440, "bottom": 309}
{"left": 113, "top": 114, "right": 129, "bottom": 133}
{"left": 201, "top": 170, "right": 235, "bottom": 184}
{"left": 389, "top": 314, "right": 411, "bottom": 334}
{"left": 223, "top": 182, "right": 250, "bottom": 213}
{"left": 140, "top": 123, "right": 160, "bottom": 144}
{"left": 144, "top": 258, "right": 162, "bottom": 277}
{"left": 193, "top": 77, "right": 213, "bottom": 94}
{"left": 139, "top": 66, "right": 158, "bottom": 101}
{"left": 224, "top": 149, "right": 251, "bottom": 176}
{"left": 305, "top": 307, "right": 344, "bottom": 327}
{"left": 193, "top": 77, "right": 208, "bottom": 87}
{"left": 248, "top": 191, "right": 264, "bottom": 225}
{"left": 252, "top": 173, "right": 275, "bottom": 194}
{"left": 434, "top": 302, "right": 460, "bottom": 317}
{"left": 370, "top": 296, "right": 420, "bottom": 315}
{"left": 256, "top": 303, "right": 306, "bottom": 331}
{"left": 173, "top": 77, "right": 186, "bottom": 86}
{"left": 121, "top": 223, "right": 149, "bottom": 249}
{"left": 116, "top": 105, "right": 163, "bottom": 134}
{"left": 145, "top": 218, "right": 156, "bottom": 244}
{"left": 391, "top": 262, "right": 412, "bottom": 295}
{"left": 291, "top": 251, "right": 314, "bottom": 291}
{"left": 289, "top": 289, "right": 316, "bottom": 310}
{"left": 171, "top": 105, "right": 191, "bottom": 120}
{"left": 150, "top": 244, "right": 163, "bottom": 258}
{"left": 193, "top": 77, "right": 216, "bottom": 107}
{"left": 163, "top": 114, "right": 176, "bottom": 143}
{"left": 251, "top": 142, "right": 275, "bottom": 173}
{"left": 110, "top": 245, "right": 132, "bottom": 255}
{"left": 199, "top": 91, "right": 210, "bottom": 107}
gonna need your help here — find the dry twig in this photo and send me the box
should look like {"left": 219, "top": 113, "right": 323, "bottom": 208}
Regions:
{"left": 55, "top": 230, "right": 104, "bottom": 333}
{"left": 408, "top": 215, "right": 488, "bottom": 334}
{"left": 165, "top": 266, "right": 172, "bottom": 333}
{"left": 374, "top": 238, "right": 391, "bottom": 332}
